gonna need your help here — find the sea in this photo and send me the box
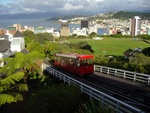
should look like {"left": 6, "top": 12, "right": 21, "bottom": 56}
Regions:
{"left": 0, "top": 18, "right": 107, "bottom": 35}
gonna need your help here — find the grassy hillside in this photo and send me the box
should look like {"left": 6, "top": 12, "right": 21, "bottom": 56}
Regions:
{"left": 68, "top": 38, "right": 150, "bottom": 56}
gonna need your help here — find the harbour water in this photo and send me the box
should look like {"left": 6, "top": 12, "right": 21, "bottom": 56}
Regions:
{"left": 0, "top": 18, "right": 107, "bottom": 35}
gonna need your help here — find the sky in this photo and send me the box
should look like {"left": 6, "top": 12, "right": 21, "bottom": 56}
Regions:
{"left": 0, "top": 0, "right": 150, "bottom": 15}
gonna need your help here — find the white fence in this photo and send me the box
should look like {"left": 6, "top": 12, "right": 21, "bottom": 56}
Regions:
{"left": 94, "top": 65, "right": 150, "bottom": 85}
{"left": 43, "top": 63, "right": 143, "bottom": 113}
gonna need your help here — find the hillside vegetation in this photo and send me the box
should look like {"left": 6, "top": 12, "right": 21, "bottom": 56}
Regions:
{"left": 112, "top": 11, "right": 150, "bottom": 20}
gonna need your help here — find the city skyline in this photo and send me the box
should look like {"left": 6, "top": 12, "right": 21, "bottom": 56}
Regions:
{"left": 0, "top": 0, "right": 150, "bottom": 16}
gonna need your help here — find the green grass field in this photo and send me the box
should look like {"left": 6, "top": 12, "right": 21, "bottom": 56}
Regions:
{"left": 68, "top": 38, "right": 150, "bottom": 56}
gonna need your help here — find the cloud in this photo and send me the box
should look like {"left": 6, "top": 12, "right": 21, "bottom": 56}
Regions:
{"left": 0, "top": 0, "right": 150, "bottom": 15}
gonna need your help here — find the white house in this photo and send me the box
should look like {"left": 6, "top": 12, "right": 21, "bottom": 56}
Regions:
{"left": 10, "top": 31, "right": 25, "bottom": 52}
{"left": 45, "top": 28, "right": 57, "bottom": 34}
{"left": 72, "top": 28, "right": 88, "bottom": 36}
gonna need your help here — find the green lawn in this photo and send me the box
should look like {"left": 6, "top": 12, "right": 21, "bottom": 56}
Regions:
{"left": 68, "top": 38, "right": 150, "bottom": 56}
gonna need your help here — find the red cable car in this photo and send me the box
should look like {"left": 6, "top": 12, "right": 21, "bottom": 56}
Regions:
{"left": 54, "top": 53, "right": 94, "bottom": 76}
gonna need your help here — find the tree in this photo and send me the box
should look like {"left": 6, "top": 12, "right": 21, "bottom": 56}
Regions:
{"left": 34, "top": 33, "right": 53, "bottom": 44}
{"left": 129, "top": 53, "right": 150, "bottom": 73}
{"left": 2, "top": 85, "right": 81, "bottom": 113}
{"left": 76, "top": 99, "right": 114, "bottom": 113}
{"left": 142, "top": 47, "right": 150, "bottom": 57}
{"left": 22, "top": 30, "right": 34, "bottom": 45}
{"left": 0, "top": 51, "right": 44, "bottom": 106}
{"left": 44, "top": 42, "right": 59, "bottom": 60}
{"left": 27, "top": 41, "right": 45, "bottom": 54}
{"left": 89, "top": 32, "right": 97, "bottom": 38}
{"left": 0, "top": 72, "right": 25, "bottom": 106}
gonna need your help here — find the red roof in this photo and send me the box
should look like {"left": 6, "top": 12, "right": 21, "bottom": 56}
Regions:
{"left": 56, "top": 53, "right": 94, "bottom": 59}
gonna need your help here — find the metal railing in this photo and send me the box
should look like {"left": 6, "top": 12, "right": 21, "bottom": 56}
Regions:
{"left": 43, "top": 63, "right": 143, "bottom": 113}
{"left": 94, "top": 65, "right": 150, "bottom": 85}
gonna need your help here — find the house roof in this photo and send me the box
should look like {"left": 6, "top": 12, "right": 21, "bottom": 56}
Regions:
{"left": 0, "top": 34, "right": 8, "bottom": 39}
{"left": 0, "top": 40, "right": 11, "bottom": 52}
{"left": 7, "top": 30, "right": 17, "bottom": 35}
{"left": 0, "top": 30, "right": 5, "bottom": 35}
{"left": 21, "top": 48, "right": 29, "bottom": 54}
{"left": 13, "top": 30, "right": 23, "bottom": 37}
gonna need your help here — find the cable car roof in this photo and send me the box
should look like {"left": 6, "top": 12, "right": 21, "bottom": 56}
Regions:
{"left": 55, "top": 53, "right": 94, "bottom": 59}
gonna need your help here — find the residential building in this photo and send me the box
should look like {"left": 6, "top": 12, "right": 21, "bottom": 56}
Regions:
{"left": 5, "top": 30, "right": 17, "bottom": 41}
{"left": 131, "top": 16, "right": 141, "bottom": 37}
{"left": 0, "top": 40, "right": 11, "bottom": 59}
{"left": 81, "top": 20, "right": 89, "bottom": 29}
{"left": 72, "top": 28, "right": 88, "bottom": 36}
{"left": 53, "top": 30, "right": 60, "bottom": 38}
{"left": 24, "top": 26, "right": 34, "bottom": 32}
{"left": 60, "top": 21, "right": 70, "bottom": 37}
{"left": 45, "top": 28, "right": 57, "bottom": 34}
{"left": 7, "top": 26, "right": 16, "bottom": 30}
{"left": 11, "top": 30, "right": 25, "bottom": 52}
{"left": 89, "top": 25, "right": 98, "bottom": 34}
{"left": 13, "top": 24, "right": 21, "bottom": 31}
{"left": 34, "top": 26, "right": 46, "bottom": 34}
{"left": 147, "top": 28, "right": 150, "bottom": 35}
{"left": 0, "top": 34, "right": 9, "bottom": 40}
{"left": 109, "top": 27, "right": 117, "bottom": 35}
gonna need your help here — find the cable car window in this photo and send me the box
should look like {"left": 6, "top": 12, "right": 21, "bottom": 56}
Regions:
{"left": 87, "top": 58, "right": 93, "bottom": 64}
{"left": 80, "top": 58, "right": 93, "bottom": 66}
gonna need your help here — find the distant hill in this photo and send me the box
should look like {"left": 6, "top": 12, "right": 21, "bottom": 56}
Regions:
{"left": 111, "top": 11, "right": 150, "bottom": 20}
{"left": 45, "top": 11, "right": 150, "bottom": 22}
{"left": 92, "top": 11, "right": 150, "bottom": 20}
{"left": 45, "top": 14, "right": 90, "bottom": 21}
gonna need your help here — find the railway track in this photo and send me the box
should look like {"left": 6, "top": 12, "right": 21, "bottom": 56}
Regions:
{"left": 84, "top": 74, "right": 150, "bottom": 113}
{"left": 46, "top": 65, "right": 150, "bottom": 113}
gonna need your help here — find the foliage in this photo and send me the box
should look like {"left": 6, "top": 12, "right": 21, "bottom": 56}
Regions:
{"left": 0, "top": 51, "right": 44, "bottom": 78}
{"left": 3, "top": 85, "right": 81, "bottom": 113}
{"left": 142, "top": 47, "right": 150, "bottom": 56}
{"left": 135, "top": 34, "right": 150, "bottom": 40}
{"left": 23, "top": 31, "right": 54, "bottom": 45}
{"left": 44, "top": 42, "right": 59, "bottom": 60}
{"left": 34, "top": 33, "right": 53, "bottom": 44}
{"left": 89, "top": 32, "right": 97, "bottom": 38}
{"left": 0, "top": 72, "right": 26, "bottom": 106}
{"left": 61, "top": 41, "right": 94, "bottom": 54}
{"left": 128, "top": 53, "right": 150, "bottom": 73}
{"left": 94, "top": 53, "right": 150, "bottom": 74}
{"left": 76, "top": 99, "right": 114, "bottom": 113}
{"left": 27, "top": 41, "right": 45, "bottom": 53}
{"left": 0, "top": 51, "right": 45, "bottom": 106}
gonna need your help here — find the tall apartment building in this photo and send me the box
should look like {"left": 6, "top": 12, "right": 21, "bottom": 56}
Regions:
{"left": 81, "top": 20, "right": 89, "bottom": 29}
{"left": 13, "top": 24, "right": 21, "bottom": 31}
{"left": 60, "top": 21, "right": 70, "bottom": 37}
{"left": 131, "top": 16, "right": 141, "bottom": 37}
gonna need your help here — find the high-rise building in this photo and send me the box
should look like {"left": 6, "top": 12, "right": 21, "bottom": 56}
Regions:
{"left": 13, "top": 24, "right": 21, "bottom": 31}
{"left": 131, "top": 16, "right": 141, "bottom": 37}
{"left": 81, "top": 20, "right": 89, "bottom": 29}
{"left": 60, "top": 21, "right": 70, "bottom": 37}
